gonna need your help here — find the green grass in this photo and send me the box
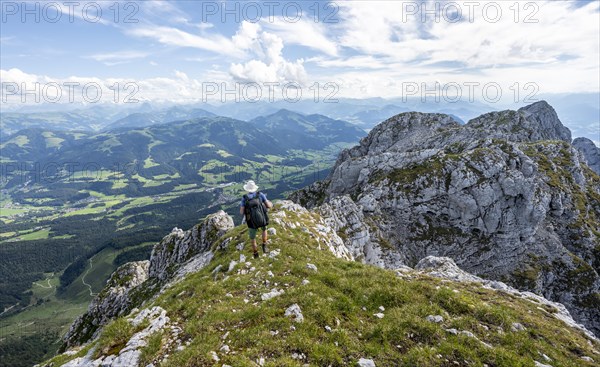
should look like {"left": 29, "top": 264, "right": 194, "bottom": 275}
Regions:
{"left": 1, "top": 227, "right": 55, "bottom": 242}
{"left": 52, "top": 204, "right": 599, "bottom": 367}
{"left": 0, "top": 267, "right": 89, "bottom": 352}
{"left": 63, "top": 206, "right": 106, "bottom": 217}
{"left": 60, "top": 247, "right": 122, "bottom": 302}
{"left": 70, "top": 170, "right": 115, "bottom": 181}
{"left": 153, "top": 173, "right": 180, "bottom": 180}
{"left": 143, "top": 180, "right": 169, "bottom": 188}
{"left": 0, "top": 231, "right": 17, "bottom": 238}
{"left": 131, "top": 174, "right": 151, "bottom": 183}
{"left": 41, "top": 131, "right": 65, "bottom": 148}
{"left": 111, "top": 180, "right": 128, "bottom": 190}
{"left": 143, "top": 157, "right": 160, "bottom": 168}
{"left": 139, "top": 330, "right": 165, "bottom": 366}
{"left": 18, "top": 227, "right": 51, "bottom": 241}
{"left": 0, "top": 206, "right": 29, "bottom": 217}
{"left": 93, "top": 318, "right": 136, "bottom": 357}
{"left": 217, "top": 149, "right": 233, "bottom": 158}
{"left": 0, "top": 245, "right": 135, "bottom": 365}
{"left": 174, "top": 184, "right": 197, "bottom": 191}
{"left": 0, "top": 135, "right": 29, "bottom": 148}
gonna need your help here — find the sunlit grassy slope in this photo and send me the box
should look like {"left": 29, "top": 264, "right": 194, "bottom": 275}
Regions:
{"left": 44, "top": 205, "right": 599, "bottom": 367}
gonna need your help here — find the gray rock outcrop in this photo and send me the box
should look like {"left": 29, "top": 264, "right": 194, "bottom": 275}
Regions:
{"left": 58, "top": 307, "right": 172, "bottom": 367}
{"left": 149, "top": 210, "right": 234, "bottom": 280}
{"left": 291, "top": 101, "right": 600, "bottom": 336}
{"left": 62, "top": 261, "right": 150, "bottom": 350}
{"left": 574, "top": 137, "right": 600, "bottom": 175}
{"left": 61, "top": 211, "right": 234, "bottom": 350}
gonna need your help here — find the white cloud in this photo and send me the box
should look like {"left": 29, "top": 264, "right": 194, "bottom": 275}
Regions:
{"left": 229, "top": 22, "right": 307, "bottom": 85}
{"left": 0, "top": 68, "right": 230, "bottom": 105}
{"left": 1, "top": 68, "right": 42, "bottom": 85}
{"left": 309, "top": 0, "right": 600, "bottom": 99}
{"left": 262, "top": 17, "right": 338, "bottom": 56}
{"left": 86, "top": 51, "right": 149, "bottom": 66}
{"left": 308, "top": 55, "right": 389, "bottom": 70}
{"left": 3, "top": 0, "right": 599, "bottom": 106}
{"left": 127, "top": 26, "right": 244, "bottom": 58}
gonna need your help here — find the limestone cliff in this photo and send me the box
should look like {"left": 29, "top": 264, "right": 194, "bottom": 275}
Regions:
{"left": 291, "top": 101, "right": 600, "bottom": 336}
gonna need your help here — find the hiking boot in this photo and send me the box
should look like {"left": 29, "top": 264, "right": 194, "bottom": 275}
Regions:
{"left": 253, "top": 251, "right": 259, "bottom": 259}
{"left": 262, "top": 242, "right": 269, "bottom": 254}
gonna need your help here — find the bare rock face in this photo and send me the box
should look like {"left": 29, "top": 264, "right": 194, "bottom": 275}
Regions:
{"left": 292, "top": 101, "right": 600, "bottom": 336}
{"left": 318, "top": 195, "right": 404, "bottom": 267}
{"left": 55, "top": 307, "right": 173, "bottom": 367}
{"left": 149, "top": 210, "right": 234, "bottom": 280}
{"left": 574, "top": 137, "right": 600, "bottom": 175}
{"left": 62, "top": 261, "right": 150, "bottom": 350}
{"left": 61, "top": 211, "right": 234, "bottom": 350}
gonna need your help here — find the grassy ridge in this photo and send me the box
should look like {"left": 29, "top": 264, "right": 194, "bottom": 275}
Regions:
{"left": 46, "top": 205, "right": 600, "bottom": 367}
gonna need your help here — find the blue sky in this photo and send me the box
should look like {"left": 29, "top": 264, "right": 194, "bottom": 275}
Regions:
{"left": 1, "top": 0, "right": 599, "bottom": 105}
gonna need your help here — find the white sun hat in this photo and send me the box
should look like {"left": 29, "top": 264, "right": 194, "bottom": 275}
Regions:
{"left": 243, "top": 180, "right": 259, "bottom": 192}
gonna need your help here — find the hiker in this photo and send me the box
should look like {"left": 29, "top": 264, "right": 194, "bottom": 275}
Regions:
{"left": 240, "top": 180, "right": 273, "bottom": 259}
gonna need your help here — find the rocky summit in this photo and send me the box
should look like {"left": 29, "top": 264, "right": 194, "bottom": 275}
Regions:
{"left": 291, "top": 101, "right": 600, "bottom": 337}
{"left": 41, "top": 201, "right": 598, "bottom": 367}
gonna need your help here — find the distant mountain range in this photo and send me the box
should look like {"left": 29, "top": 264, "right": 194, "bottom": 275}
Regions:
{"left": 4, "top": 93, "right": 597, "bottom": 143}
{"left": 251, "top": 109, "right": 367, "bottom": 149}
{"left": 104, "top": 107, "right": 216, "bottom": 131}
{"left": 1, "top": 110, "right": 365, "bottom": 178}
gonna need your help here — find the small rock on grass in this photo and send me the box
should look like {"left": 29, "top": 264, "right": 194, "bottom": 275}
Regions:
{"left": 227, "top": 260, "right": 237, "bottom": 272}
{"left": 511, "top": 322, "right": 526, "bottom": 332}
{"left": 261, "top": 289, "right": 284, "bottom": 301}
{"left": 426, "top": 315, "right": 444, "bottom": 323}
{"left": 357, "top": 358, "right": 376, "bottom": 367}
{"left": 284, "top": 304, "right": 304, "bottom": 323}
{"left": 306, "top": 263, "right": 318, "bottom": 272}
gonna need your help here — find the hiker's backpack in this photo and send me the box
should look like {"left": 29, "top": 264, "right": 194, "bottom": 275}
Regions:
{"left": 244, "top": 192, "right": 269, "bottom": 229}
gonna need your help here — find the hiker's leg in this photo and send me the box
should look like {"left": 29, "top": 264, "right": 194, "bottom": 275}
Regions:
{"left": 261, "top": 227, "right": 269, "bottom": 253}
{"left": 262, "top": 227, "right": 268, "bottom": 244}
{"left": 248, "top": 228, "right": 258, "bottom": 254}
